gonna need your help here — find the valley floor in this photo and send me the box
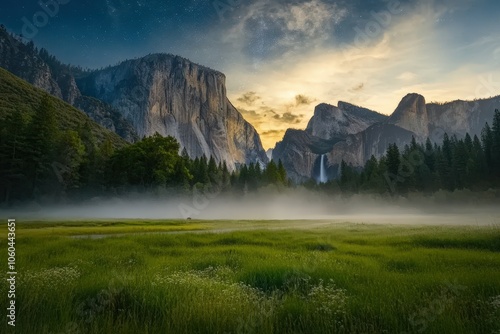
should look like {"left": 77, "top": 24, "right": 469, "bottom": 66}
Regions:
{"left": 1, "top": 218, "right": 499, "bottom": 333}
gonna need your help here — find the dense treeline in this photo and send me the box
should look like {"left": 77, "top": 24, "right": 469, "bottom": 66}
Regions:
{"left": 336, "top": 110, "right": 500, "bottom": 195}
{"left": 0, "top": 96, "right": 114, "bottom": 203}
{"left": 2, "top": 95, "right": 499, "bottom": 205}
{"left": 0, "top": 97, "right": 288, "bottom": 205}
{"left": 105, "top": 133, "right": 288, "bottom": 195}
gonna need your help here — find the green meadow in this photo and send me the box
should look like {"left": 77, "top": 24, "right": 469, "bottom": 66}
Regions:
{"left": 1, "top": 219, "right": 500, "bottom": 333}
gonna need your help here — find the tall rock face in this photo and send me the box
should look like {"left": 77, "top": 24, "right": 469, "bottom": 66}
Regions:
{"left": 76, "top": 54, "right": 268, "bottom": 169}
{"left": 327, "top": 94, "right": 500, "bottom": 169}
{"left": 273, "top": 129, "right": 342, "bottom": 183}
{"left": 0, "top": 26, "right": 138, "bottom": 142}
{"left": 327, "top": 123, "right": 416, "bottom": 167}
{"left": 275, "top": 94, "right": 500, "bottom": 183}
{"left": 426, "top": 97, "right": 500, "bottom": 139}
{"left": 387, "top": 93, "right": 429, "bottom": 138}
{"left": 306, "top": 102, "right": 388, "bottom": 139}
{"left": 0, "top": 26, "right": 267, "bottom": 169}
{"left": 274, "top": 102, "right": 385, "bottom": 182}
{"left": 386, "top": 93, "right": 500, "bottom": 141}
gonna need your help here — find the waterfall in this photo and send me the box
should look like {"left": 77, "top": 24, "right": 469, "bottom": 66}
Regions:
{"left": 319, "top": 154, "right": 327, "bottom": 183}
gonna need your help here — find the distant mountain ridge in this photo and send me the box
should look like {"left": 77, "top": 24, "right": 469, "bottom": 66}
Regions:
{"left": 0, "top": 26, "right": 138, "bottom": 142}
{"left": 274, "top": 93, "right": 500, "bottom": 183}
{"left": 306, "top": 102, "right": 388, "bottom": 140}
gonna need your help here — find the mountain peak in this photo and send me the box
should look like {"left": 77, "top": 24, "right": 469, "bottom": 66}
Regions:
{"left": 76, "top": 52, "right": 267, "bottom": 169}
{"left": 0, "top": 25, "right": 267, "bottom": 169}
{"left": 116, "top": 53, "right": 225, "bottom": 78}
{"left": 306, "top": 102, "right": 386, "bottom": 140}
{"left": 388, "top": 93, "right": 428, "bottom": 137}
{"left": 402, "top": 93, "right": 426, "bottom": 103}
{"left": 314, "top": 103, "right": 338, "bottom": 114}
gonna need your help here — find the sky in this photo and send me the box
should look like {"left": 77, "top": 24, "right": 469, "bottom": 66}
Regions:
{"left": 1, "top": 0, "right": 500, "bottom": 149}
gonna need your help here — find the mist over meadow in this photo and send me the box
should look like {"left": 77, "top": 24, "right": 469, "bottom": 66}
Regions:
{"left": 3, "top": 188, "right": 499, "bottom": 226}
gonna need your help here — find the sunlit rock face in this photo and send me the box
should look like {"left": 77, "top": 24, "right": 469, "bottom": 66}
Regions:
{"left": 387, "top": 93, "right": 500, "bottom": 142}
{"left": 275, "top": 94, "right": 500, "bottom": 183}
{"left": 388, "top": 93, "right": 429, "bottom": 139}
{"left": 0, "top": 28, "right": 266, "bottom": 168}
{"left": 76, "top": 54, "right": 268, "bottom": 169}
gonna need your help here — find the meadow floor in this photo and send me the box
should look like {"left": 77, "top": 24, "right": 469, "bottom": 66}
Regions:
{"left": 1, "top": 219, "right": 500, "bottom": 333}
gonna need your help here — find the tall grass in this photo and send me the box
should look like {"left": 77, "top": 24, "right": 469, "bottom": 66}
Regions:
{"left": 1, "top": 221, "right": 499, "bottom": 333}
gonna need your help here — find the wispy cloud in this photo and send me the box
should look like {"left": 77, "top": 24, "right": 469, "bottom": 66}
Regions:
{"left": 217, "top": 0, "right": 500, "bottom": 149}
{"left": 237, "top": 91, "right": 261, "bottom": 106}
{"left": 295, "top": 94, "right": 315, "bottom": 106}
{"left": 223, "top": 0, "right": 348, "bottom": 62}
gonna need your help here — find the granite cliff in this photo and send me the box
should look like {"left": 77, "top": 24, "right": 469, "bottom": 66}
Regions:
{"left": 274, "top": 94, "right": 500, "bottom": 183}
{"left": 76, "top": 54, "right": 268, "bottom": 169}
{"left": 273, "top": 102, "right": 386, "bottom": 182}
{"left": 0, "top": 27, "right": 268, "bottom": 169}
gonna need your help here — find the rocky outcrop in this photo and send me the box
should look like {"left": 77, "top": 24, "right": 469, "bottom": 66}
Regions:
{"left": 73, "top": 96, "right": 139, "bottom": 142}
{"left": 327, "top": 123, "right": 416, "bottom": 167}
{"left": 76, "top": 54, "right": 268, "bottom": 169}
{"left": 387, "top": 93, "right": 429, "bottom": 138}
{"left": 275, "top": 93, "right": 500, "bottom": 183}
{"left": 273, "top": 129, "right": 342, "bottom": 183}
{"left": 427, "top": 97, "right": 500, "bottom": 140}
{"left": 0, "top": 30, "right": 61, "bottom": 98}
{"left": 0, "top": 26, "right": 267, "bottom": 169}
{"left": 274, "top": 101, "right": 387, "bottom": 182}
{"left": 0, "top": 26, "right": 138, "bottom": 142}
{"left": 306, "top": 102, "right": 388, "bottom": 139}
{"left": 386, "top": 93, "right": 500, "bottom": 142}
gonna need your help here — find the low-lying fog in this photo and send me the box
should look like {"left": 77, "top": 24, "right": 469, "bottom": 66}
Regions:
{"left": 2, "top": 189, "right": 499, "bottom": 226}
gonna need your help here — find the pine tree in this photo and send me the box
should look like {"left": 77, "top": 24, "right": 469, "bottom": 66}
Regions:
{"left": 207, "top": 156, "right": 219, "bottom": 185}
{"left": 78, "top": 121, "right": 98, "bottom": 190}
{"left": 96, "top": 137, "right": 115, "bottom": 191}
{"left": 386, "top": 144, "right": 400, "bottom": 178}
{"left": 482, "top": 123, "right": 494, "bottom": 175}
{"left": 255, "top": 162, "right": 262, "bottom": 180}
{"left": 198, "top": 155, "right": 210, "bottom": 184}
{"left": 469, "top": 135, "right": 487, "bottom": 189}
{"left": 0, "top": 108, "right": 30, "bottom": 203}
{"left": 277, "top": 160, "right": 287, "bottom": 186}
{"left": 361, "top": 155, "right": 378, "bottom": 190}
{"left": 26, "top": 96, "right": 59, "bottom": 197}
{"left": 340, "top": 160, "right": 358, "bottom": 193}
{"left": 439, "top": 133, "right": 454, "bottom": 190}
{"left": 247, "top": 163, "right": 257, "bottom": 190}
{"left": 238, "top": 164, "right": 249, "bottom": 192}
{"left": 424, "top": 138, "right": 436, "bottom": 173}
{"left": 54, "top": 130, "right": 86, "bottom": 193}
{"left": 221, "top": 161, "right": 231, "bottom": 191}
{"left": 265, "top": 160, "right": 279, "bottom": 185}
{"left": 452, "top": 139, "right": 468, "bottom": 189}
{"left": 491, "top": 109, "right": 500, "bottom": 177}
{"left": 464, "top": 133, "right": 473, "bottom": 154}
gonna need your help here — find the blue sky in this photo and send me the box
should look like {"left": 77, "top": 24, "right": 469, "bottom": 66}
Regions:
{"left": 1, "top": 0, "right": 500, "bottom": 148}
